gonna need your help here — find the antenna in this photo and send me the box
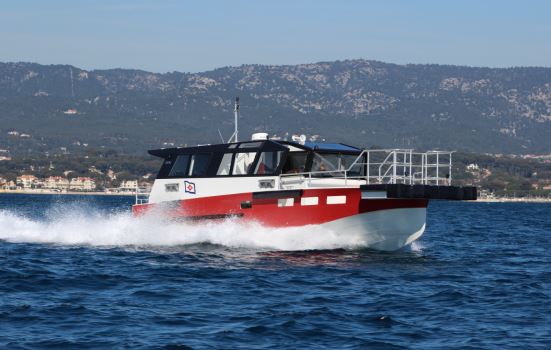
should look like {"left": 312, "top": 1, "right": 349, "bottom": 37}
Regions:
{"left": 234, "top": 96, "right": 239, "bottom": 142}
{"left": 217, "top": 129, "right": 225, "bottom": 143}
{"left": 228, "top": 96, "right": 240, "bottom": 143}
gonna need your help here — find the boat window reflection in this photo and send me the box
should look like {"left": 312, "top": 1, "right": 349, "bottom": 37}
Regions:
{"left": 238, "top": 142, "right": 262, "bottom": 149}
{"left": 254, "top": 151, "right": 283, "bottom": 175}
{"left": 233, "top": 152, "right": 256, "bottom": 175}
{"left": 282, "top": 152, "right": 307, "bottom": 174}
{"left": 188, "top": 154, "right": 211, "bottom": 176}
{"left": 168, "top": 155, "right": 190, "bottom": 177}
{"left": 217, "top": 153, "right": 233, "bottom": 175}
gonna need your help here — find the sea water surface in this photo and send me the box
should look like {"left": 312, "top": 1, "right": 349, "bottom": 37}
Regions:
{"left": 0, "top": 194, "right": 550, "bottom": 349}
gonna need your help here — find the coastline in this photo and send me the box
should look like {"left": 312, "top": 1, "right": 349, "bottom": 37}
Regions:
{"left": 476, "top": 197, "right": 551, "bottom": 203}
{"left": 0, "top": 189, "right": 135, "bottom": 197}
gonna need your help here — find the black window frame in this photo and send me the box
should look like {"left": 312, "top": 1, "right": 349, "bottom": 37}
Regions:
{"left": 167, "top": 154, "right": 191, "bottom": 178}
{"left": 188, "top": 153, "right": 212, "bottom": 177}
{"left": 154, "top": 140, "right": 288, "bottom": 179}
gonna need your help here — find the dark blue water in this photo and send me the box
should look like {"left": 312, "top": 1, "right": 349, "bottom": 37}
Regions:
{"left": 1, "top": 194, "right": 550, "bottom": 349}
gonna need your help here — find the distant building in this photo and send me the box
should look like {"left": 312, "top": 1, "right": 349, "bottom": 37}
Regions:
{"left": 69, "top": 177, "right": 96, "bottom": 191}
{"left": 140, "top": 182, "right": 153, "bottom": 192}
{"left": 1, "top": 180, "right": 16, "bottom": 190}
{"left": 466, "top": 163, "right": 480, "bottom": 171}
{"left": 119, "top": 180, "right": 138, "bottom": 191}
{"left": 16, "top": 175, "right": 39, "bottom": 189}
{"left": 309, "top": 134, "right": 321, "bottom": 142}
{"left": 44, "top": 176, "right": 70, "bottom": 190}
{"left": 63, "top": 108, "right": 78, "bottom": 115}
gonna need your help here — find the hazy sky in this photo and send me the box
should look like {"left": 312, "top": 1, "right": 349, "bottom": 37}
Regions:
{"left": 1, "top": 0, "right": 550, "bottom": 72}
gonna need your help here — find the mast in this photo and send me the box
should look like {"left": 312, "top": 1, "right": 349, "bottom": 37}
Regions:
{"left": 229, "top": 97, "right": 239, "bottom": 143}
{"left": 234, "top": 96, "right": 239, "bottom": 142}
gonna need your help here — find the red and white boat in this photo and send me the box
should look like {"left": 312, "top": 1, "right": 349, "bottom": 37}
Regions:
{"left": 133, "top": 100, "right": 476, "bottom": 251}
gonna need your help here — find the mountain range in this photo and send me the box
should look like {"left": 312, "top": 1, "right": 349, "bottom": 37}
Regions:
{"left": 1, "top": 59, "right": 551, "bottom": 156}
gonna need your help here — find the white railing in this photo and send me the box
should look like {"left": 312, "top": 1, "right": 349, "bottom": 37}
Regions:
{"left": 279, "top": 149, "right": 453, "bottom": 188}
{"left": 135, "top": 186, "right": 150, "bottom": 205}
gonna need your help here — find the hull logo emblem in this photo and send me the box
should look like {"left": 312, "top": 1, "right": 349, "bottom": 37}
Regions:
{"left": 184, "top": 181, "right": 196, "bottom": 194}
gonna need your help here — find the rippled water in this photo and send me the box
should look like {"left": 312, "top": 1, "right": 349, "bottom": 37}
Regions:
{"left": 0, "top": 194, "right": 550, "bottom": 349}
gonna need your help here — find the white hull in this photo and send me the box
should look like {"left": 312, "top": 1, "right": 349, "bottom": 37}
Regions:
{"left": 322, "top": 207, "right": 427, "bottom": 251}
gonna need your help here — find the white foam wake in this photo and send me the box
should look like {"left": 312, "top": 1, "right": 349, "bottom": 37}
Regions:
{"left": 0, "top": 207, "right": 367, "bottom": 251}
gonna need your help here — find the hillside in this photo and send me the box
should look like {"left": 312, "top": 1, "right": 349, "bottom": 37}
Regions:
{"left": 1, "top": 60, "right": 551, "bottom": 156}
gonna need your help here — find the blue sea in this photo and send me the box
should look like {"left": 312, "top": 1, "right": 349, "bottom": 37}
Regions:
{"left": 0, "top": 194, "right": 550, "bottom": 349}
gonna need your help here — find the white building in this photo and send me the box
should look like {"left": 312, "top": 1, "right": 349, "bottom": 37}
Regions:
{"left": 44, "top": 176, "right": 70, "bottom": 190}
{"left": 16, "top": 175, "right": 39, "bottom": 189}
{"left": 119, "top": 180, "right": 138, "bottom": 191}
{"left": 63, "top": 108, "right": 78, "bottom": 115}
{"left": 69, "top": 177, "right": 96, "bottom": 191}
{"left": 1, "top": 179, "right": 16, "bottom": 190}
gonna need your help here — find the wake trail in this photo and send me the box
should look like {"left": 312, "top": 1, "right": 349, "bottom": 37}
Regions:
{"left": 0, "top": 206, "right": 368, "bottom": 251}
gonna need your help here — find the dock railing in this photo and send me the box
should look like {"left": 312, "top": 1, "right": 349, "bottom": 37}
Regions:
{"left": 279, "top": 149, "right": 453, "bottom": 188}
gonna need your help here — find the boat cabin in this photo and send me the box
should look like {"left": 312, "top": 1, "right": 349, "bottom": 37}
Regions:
{"left": 148, "top": 140, "right": 365, "bottom": 179}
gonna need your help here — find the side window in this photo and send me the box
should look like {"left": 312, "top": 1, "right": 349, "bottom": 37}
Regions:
{"left": 341, "top": 154, "right": 363, "bottom": 175}
{"left": 254, "top": 151, "right": 283, "bottom": 175}
{"left": 168, "top": 155, "right": 190, "bottom": 177}
{"left": 282, "top": 152, "right": 307, "bottom": 174}
{"left": 232, "top": 152, "right": 256, "bottom": 175}
{"left": 217, "top": 153, "right": 233, "bottom": 175}
{"left": 312, "top": 153, "right": 339, "bottom": 172}
{"left": 188, "top": 154, "right": 211, "bottom": 176}
{"left": 311, "top": 153, "right": 362, "bottom": 176}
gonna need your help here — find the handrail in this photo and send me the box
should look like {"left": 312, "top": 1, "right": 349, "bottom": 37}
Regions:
{"left": 378, "top": 152, "right": 395, "bottom": 183}
{"left": 279, "top": 148, "right": 453, "bottom": 189}
{"left": 135, "top": 185, "right": 150, "bottom": 205}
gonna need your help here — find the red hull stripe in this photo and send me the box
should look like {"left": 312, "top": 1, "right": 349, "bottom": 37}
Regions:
{"left": 133, "top": 188, "right": 428, "bottom": 228}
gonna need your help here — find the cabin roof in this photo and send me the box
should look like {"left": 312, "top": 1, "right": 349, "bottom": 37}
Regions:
{"left": 148, "top": 140, "right": 287, "bottom": 158}
{"left": 276, "top": 141, "right": 361, "bottom": 153}
{"left": 302, "top": 142, "right": 360, "bottom": 152}
{"left": 148, "top": 139, "right": 361, "bottom": 158}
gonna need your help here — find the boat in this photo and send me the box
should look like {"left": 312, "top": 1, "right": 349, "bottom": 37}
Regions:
{"left": 133, "top": 99, "right": 476, "bottom": 251}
